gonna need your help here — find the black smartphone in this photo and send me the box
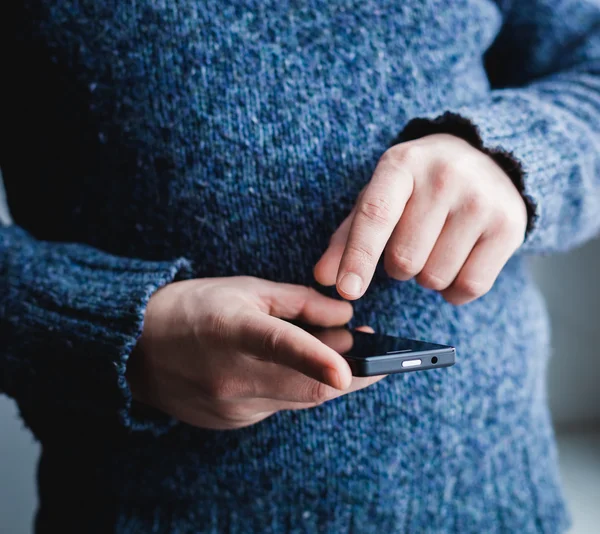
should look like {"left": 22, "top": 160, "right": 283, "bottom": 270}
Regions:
{"left": 338, "top": 329, "right": 455, "bottom": 376}
{"left": 289, "top": 321, "right": 456, "bottom": 376}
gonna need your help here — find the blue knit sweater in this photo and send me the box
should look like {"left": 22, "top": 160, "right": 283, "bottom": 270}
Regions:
{"left": 1, "top": 0, "right": 599, "bottom": 532}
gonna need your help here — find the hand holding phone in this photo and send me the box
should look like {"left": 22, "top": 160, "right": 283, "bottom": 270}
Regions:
{"left": 309, "top": 327, "right": 456, "bottom": 377}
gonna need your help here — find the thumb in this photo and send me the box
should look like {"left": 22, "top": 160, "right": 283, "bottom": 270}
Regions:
{"left": 239, "top": 313, "right": 353, "bottom": 390}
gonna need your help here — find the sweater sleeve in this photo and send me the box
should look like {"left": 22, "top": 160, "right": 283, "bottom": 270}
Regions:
{"left": 0, "top": 222, "right": 193, "bottom": 438}
{"left": 394, "top": 0, "right": 600, "bottom": 254}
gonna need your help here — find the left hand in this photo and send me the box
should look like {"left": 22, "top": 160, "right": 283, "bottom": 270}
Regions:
{"left": 314, "top": 133, "right": 528, "bottom": 305}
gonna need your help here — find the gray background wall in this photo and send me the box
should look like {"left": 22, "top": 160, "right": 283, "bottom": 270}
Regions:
{"left": 1, "top": 176, "right": 599, "bottom": 532}
{"left": 1, "top": 177, "right": 40, "bottom": 534}
{"left": 531, "top": 250, "right": 600, "bottom": 425}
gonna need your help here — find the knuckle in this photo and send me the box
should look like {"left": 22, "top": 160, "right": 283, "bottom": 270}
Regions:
{"left": 488, "top": 208, "right": 509, "bottom": 232}
{"left": 260, "top": 326, "right": 284, "bottom": 363}
{"left": 204, "top": 310, "right": 231, "bottom": 344}
{"left": 418, "top": 271, "right": 452, "bottom": 291}
{"left": 493, "top": 209, "right": 526, "bottom": 239}
{"left": 308, "top": 380, "right": 335, "bottom": 405}
{"left": 388, "top": 249, "right": 420, "bottom": 278}
{"left": 385, "top": 143, "right": 424, "bottom": 169}
{"left": 431, "top": 161, "right": 459, "bottom": 198}
{"left": 346, "top": 241, "right": 377, "bottom": 266}
{"left": 358, "top": 196, "right": 392, "bottom": 226}
{"left": 204, "top": 375, "right": 240, "bottom": 401}
{"left": 280, "top": 286, "right": 312, "bottom": 317}
{"left": 461, "top": 193, "right": 491, "bottom": 219}
{"left": 454, "top": 277, "right": 491, "bottom": 299}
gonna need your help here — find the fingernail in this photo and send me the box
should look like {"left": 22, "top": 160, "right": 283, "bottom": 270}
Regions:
{"left": 339, "top": 272, "right": 363, "bottom": 297}
{"left": 324, "top": 367, "right": 341, "bottom": 389}
{"left": 324, "top": 367, "right": 349, "bottom": 390}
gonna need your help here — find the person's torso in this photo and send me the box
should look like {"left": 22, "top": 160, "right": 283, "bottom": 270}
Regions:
{"left": 4, "top": 3, "right": 567, "bottom": 531}
{"left": 4, "top": 0, "right": 501, "bottom": 283}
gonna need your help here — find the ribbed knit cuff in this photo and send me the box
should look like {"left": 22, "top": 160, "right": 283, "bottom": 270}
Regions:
{"left": 1, "top": 225, "right": 193, "bottom": 438}
{"left": 111, "top": 256, "right": 194, "bottom": 435}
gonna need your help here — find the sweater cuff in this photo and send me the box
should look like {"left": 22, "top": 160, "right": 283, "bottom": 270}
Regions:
{"left": 390, "top": 108, "right": 539, "bottom": 241}
{"left": 3, "top": 226, "right": 193, "bottom": 438}
{"left": 113, "top": 257, "right": 194, "bottom": 435}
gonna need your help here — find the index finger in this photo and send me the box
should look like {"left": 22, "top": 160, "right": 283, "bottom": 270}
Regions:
{"left": 336, "top": 154, "right": 414, "bottom": 299}
{"left": 237, "top": 312, "right": 353, "bottom": 390}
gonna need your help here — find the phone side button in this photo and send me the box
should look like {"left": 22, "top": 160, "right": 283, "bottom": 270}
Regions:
{"left": 401, "top": 359, "right": 422, "bottom": 368}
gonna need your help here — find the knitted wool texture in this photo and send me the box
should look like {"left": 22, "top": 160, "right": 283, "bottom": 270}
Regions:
{"left": 2, "top": 0, "right": 599, "bottom": 532}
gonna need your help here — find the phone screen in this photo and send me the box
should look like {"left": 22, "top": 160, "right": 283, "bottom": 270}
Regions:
{"left": 342, "top": 330, "right": 451, "bottom": 359}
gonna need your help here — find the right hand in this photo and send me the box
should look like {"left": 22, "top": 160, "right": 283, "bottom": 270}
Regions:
{"left": 126, "top": 276, "right": 384, "bottom": 430}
